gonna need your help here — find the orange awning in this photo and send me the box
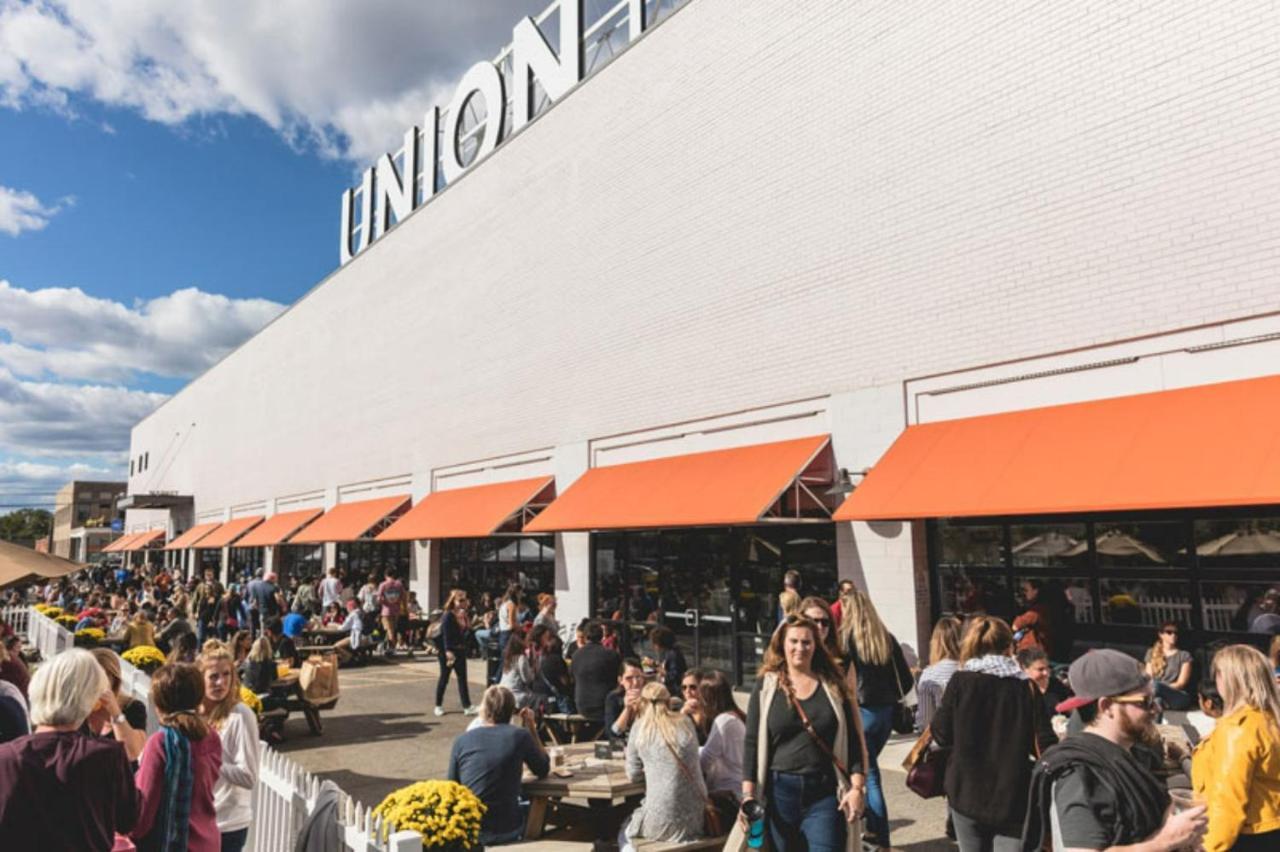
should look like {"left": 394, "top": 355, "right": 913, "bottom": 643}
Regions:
{"left": 525, "top": 435, "right": 835, "bottom": 533}
{"left": 101, "top": 532, "right": 140, "bottom": 553}
{"left": 377, "top": 477, "right": 555, "bottom": 541}
{"left": 835, "top": 374, "right": 1280, "bottom": 521}
{"left": 121, "top": 530, "right": 166, "bottom": 552}
{"left": 236, "top": 508, "right": 324, "bottom": 547}
{"left": 194, "top": 516, "right": 265, "bottom": 549}
{"left": 165, "top": 522, "right": 223, "bottom": 551}
{"left": 289, "top": 495, "right": 410, "bottom": 544}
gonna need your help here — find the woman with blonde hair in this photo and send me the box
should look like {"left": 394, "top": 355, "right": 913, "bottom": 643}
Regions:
{"left": 836, "top": 587, "right": 911, "bottom": 848}
{"left": 916, "top": 616, "right": 963, "bottom": 731}
{"left": 1145, "top": 620, "right": 1193, "bottom": 710}
{"left": 738, "top": 615, "right": 866, "bottom": 851}
{"left": 133, "top": 662, "right": 223, "bottom": 852}
{"left": 1191, "top": 644, "right": 1280, "bottom": 851}
{"left": 84, "top": 647, "right": 147, "bottom": 762}
{"left": 198, "top": 640, "right": 260, "bottom": 852}
{"left": 620, "top": 681, "right": 708, "bottom": 850}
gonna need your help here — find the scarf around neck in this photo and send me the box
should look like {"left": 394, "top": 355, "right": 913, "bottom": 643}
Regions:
{"left": 156, "top": 725, "right": 193, "bottom": 852}
{"left": 963, "top": 653, "right": 1027, "bottom": 679}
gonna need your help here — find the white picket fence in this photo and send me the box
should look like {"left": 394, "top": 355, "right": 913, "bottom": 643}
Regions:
{"left": 1072, "top": 595, "right": 1241, "bottom": 631}
{"left": 1, "top": 605, "right": 29, "bottom": 637}
{"left": 250, "top": 746, "right": 421, "bottom": 852}
{"left": 19, "top": 605, "right": 423, "bottom": 851}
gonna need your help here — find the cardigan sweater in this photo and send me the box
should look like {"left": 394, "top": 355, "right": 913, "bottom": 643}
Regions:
{"left": 931, "top": 670, "right": 1059, "bottom": 834}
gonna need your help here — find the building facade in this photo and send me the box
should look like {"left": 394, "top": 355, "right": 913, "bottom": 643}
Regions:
{"left": 52, "top": 480, "right": 125, "bottom": 561}
{"left": 124, "top": 0, "right": 1280, "bottom": 677}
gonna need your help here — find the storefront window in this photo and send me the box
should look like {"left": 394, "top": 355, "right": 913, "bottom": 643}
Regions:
{"left": 935, "top": 520, "right": 1006, "bottom": 568}
{"left": 1010, "top": 523, "right": 1088, "bottom": 570}
{"left": 591, "top": 524, "right": 837, "bottom": 686}
{"left": 1198, "top": 580, "right": 1280, "bottom": 633}
{"left": 338, "top": 541, "right": 410, "bottom": 583}
{"left": 936, "top": 568, "right": 1012, "bottom": 620}
{"left": 1013, "top": 575, "right": 1095, "bottom": 626}
{"left": 228, "top": 546, "right": 263, "bottom": 580}
{"left": 1092, "top": 521, "right": 1188, "bottom": 569}
{"left": 197, "top": 549, "right": 221, "bottom": 573}
{"left": 1098, "top": 578, "right": 1192, "bottom": 628}
{"left": 277, "top": 545, "right": 323, "bottom": 582}
{"left": 438, "top": 536, "right": 555, "bottom": 614}
{"left": 1193, "top": 518, "right": 1280, "bottom": 570}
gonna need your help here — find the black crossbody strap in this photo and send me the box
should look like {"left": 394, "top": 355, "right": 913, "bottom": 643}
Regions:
{"left": 786, "top": 686, "right": 851, "bottom": 783}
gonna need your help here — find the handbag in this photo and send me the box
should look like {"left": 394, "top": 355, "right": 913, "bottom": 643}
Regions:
{"left": 662, "top": 730, "right": 725, "bottom": 837}
{"left": 902, "top": 726, "right": 947, "bottom": 798}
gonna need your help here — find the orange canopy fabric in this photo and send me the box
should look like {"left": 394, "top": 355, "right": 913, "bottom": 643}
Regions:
{"left": 835, "top": 374, "right": 1280, "bottom": 521}
{"left": 121, "top": 529, "right": 165, "bottom": 551}
{"left": 236, "top": 508, "right": 324, "bottom": 547}
{"left": 101, "top": 532, "right": 140, "bottom": 553}
{"left": 377, "top": 477, "right": 554, "bottom": 541}
{"left": 525, "top": 435, "right": 832, "bottom": 533}
{"left": 290, "top": 495, "right": 410, "bottom": 544}
{"left": 195, "top": 516, "right": 264, "bottom": 549}
{"left": 164, "top": 522, "right": 223, "bottom": 551}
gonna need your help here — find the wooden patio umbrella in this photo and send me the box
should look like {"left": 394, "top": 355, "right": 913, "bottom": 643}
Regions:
{"left": 0, "top": 539, "right": 86, "bottom": 589}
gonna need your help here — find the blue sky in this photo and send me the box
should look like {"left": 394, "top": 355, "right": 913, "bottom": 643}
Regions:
{"left": 0, "top": 0, "right": 547, "bottom": 511}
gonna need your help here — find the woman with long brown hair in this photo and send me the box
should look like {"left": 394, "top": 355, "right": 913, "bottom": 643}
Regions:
{"left": 198, "top": 640, "right": 260, "bottom": 852}
{"left": 916, "top": 616, "right": 962, "bottom": 731}
{"left": 1191, "top": 644, "right": 1280, "bottom": 852}
{"left": 434, "top": 588, "right": 477, "bottom": 717}
{"left": 1145, "top": 620, "right": 1193, "bottom": 710}
{"left": 836, "top": 587, "right": 911, "bottom": 848}
{"left": 739, "top": 615, "right": 866, "bottom": 851}
{"left": 132, "top": 662, "right": 222, "bottom": 852}
{"left": 698, "top": 669, "right": 746, "bottom": 804}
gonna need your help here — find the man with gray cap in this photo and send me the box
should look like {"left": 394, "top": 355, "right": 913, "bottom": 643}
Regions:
{"left": 1021, "top": 649, "right": 1206, "bottom": 852}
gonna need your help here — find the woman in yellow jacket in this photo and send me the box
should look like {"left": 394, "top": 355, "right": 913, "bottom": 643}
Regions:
{"left": 1191, "top": 644, "right": 1280, "bottom": 852}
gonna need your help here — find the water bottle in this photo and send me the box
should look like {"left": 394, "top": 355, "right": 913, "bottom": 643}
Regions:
{"left": 742, "top": 798, "right": 766, "bottom": 849}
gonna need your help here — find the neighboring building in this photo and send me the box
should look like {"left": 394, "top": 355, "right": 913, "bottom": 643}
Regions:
{"left": 52, "top": 481, "right": 126, "bottom": 561}
{"left": 123, "top": 0, "right": 1280, "bottom": 683}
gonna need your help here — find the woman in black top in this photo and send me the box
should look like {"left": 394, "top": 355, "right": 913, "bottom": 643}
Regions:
{"left": 84, "top": 648, "right": 147, "bottom": 764}
{"left": 741, "top": 616, "right": 866, "bottom": 851}
{"left": 434, "top": 589, "right": 476, "bottom": 716}
{"left": 932, "top": 616, "right": 1058, "bottom": 852}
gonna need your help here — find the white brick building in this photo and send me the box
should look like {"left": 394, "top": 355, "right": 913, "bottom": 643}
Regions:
{"left": 123, "top": 0, "right": 1280, "bottom": 676}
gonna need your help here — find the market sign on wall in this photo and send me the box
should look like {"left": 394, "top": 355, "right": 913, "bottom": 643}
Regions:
{"left": 339, "top": 0, "right": 662, "bottom": 265}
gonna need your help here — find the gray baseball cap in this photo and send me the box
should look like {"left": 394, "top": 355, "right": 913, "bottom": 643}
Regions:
{"left": 1056, "top": 649, "right": 1152, "bottom": 713}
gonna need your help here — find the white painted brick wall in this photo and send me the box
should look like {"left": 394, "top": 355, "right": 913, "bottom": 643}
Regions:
{"left": 127, "top": 0, "right": 1280, "bottom": 643}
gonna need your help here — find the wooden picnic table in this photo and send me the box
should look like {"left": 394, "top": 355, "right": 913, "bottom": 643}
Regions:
{"left": 301, "top": 626, "right": 348, "bottom": 644}
{"left": 521, "top": 741, "right": 644, "bottom": 838}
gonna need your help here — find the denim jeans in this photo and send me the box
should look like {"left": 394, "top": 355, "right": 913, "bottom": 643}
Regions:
{"left": 860, "top": 703, "right": 895, "bottom": 845}
{"left": 1154, "top": 680, "right": 1193, "bottom": 711}
{"left": 221, "top": 828, "right": 249, "bottom": 852}
{"left": 767, "top": 770, "right": 845, "bottom": 851}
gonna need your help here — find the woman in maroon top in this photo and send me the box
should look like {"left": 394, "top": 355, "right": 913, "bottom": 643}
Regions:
{"left": 132, "top": 663, "right": 222, "bottom": 852}
{"left": 0, "top": 648, "right": 139, "bottom": 851}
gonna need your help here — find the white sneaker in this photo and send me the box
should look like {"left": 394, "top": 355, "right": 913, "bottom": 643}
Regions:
{"left": 462, "top": 705, "right": 479, "bottom": 716}
{"left": 433, "top": 706, "right": 445, "bottom": 717}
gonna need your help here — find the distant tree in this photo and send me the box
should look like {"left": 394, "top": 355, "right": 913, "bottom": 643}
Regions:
{"left": 0, "top": 508, "right": 53, "bottom": 542}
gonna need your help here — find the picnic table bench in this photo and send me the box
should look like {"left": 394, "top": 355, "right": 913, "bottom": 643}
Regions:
{"left": 270, "top": 668, "right": 339, "bottom": 736}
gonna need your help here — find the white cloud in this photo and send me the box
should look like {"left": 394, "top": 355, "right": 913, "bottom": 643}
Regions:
{"left": 0, "top": 458, "right": 119, "bottom": 504}
{"left": 0, "top": 185, "right": 72, "bottom": 236}
{"left": 0, "top": 366, "right": 165, "bottom": 457}
{"left": 0, "top": 280, "right": 286, "bottom": 383}
{"left": 0, "top": 0, "right": 549, "bottom": 164}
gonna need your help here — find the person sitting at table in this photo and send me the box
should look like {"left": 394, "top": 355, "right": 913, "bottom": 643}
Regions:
{"left": 535, "top": 634, "right": 574, "bottom": 714}
{"left": 123, "top": 606, "right": 158, "bottom": 650}
{"left": 447, "top": 685, "right": 549, "bottom": 846}
{"left": 698, "top": 669, "right": 746, "bottom": 809}
{"left": 266, "top": 616, "right": 301, "bottom": 669}
{"left": 230, "top": 630, "right": 252, "bottom": 667}
{"left": 332, "top": 600, "right": 365, "bottom": 665}
{"left": 500, "top": 634, "right": 537, "bottom": 709}
{"left": 241, "top": 636, "right": 276, "bottom": 696}
{"left": 605, "top": 658, "right": 648, "bottom": 744}
{"left": 572, "top": 621, "right": 620, "bottom": 737}
{"left": 320, "top": 602, "right": 344, "bottom": 627}
{"left": 282, "top": 609, "right": 308, "bottom": 645}
{"left": 620, "top": 682, "right": 708, "bottom": 850}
